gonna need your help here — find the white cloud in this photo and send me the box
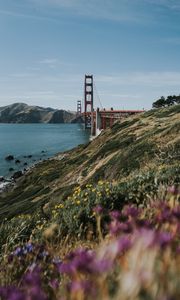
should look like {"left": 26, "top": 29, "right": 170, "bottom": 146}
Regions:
{"left": 0, "top": 9, "right": 59, "bottom": 22}
{"left": 39, "top": 59, "right": 58, "bottom": 65}
{"left": 144, "top": 0, "right": 180, "bottom": 10}
{"left": 29, "top": 0, "right": 147, "bottom": 23}
{"left": 29, "top": 0, "right": 180, "bottom": 24}
{"left": 96, "top": 72, "right": 180, "bottom": 87}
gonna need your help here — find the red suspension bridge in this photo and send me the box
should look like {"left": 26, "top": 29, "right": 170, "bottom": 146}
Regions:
{"left": 77, "top": 75, "right": 145, "bottom": 136}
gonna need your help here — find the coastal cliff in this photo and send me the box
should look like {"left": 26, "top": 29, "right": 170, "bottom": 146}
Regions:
{"left": 0, "top": 102, "right": 79, "bottom": 123}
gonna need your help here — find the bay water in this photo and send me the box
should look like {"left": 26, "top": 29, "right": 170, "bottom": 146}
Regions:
{"left": 0, "top": 123, "right": 90, "bottom": 178}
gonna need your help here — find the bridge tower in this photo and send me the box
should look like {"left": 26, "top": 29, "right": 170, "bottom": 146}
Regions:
{"left": 84, "top": 75, "right": 94, "bottom": 129}
{"left": 77, "top": 100, "right": 82, "bottom": 116}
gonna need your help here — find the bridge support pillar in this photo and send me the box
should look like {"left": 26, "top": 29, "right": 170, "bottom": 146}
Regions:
{"left": 77, "top": 100, "right": 82, "bottom": 116}
{"left": 96, "top": 108, "right": 101, "bottom": 134}
{"left": 84, "top": 75, "right": 93, "bottom": 129}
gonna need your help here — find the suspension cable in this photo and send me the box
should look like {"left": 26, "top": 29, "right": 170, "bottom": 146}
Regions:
{"left": 94, "top": 81, "right": 103, "bottom": 110}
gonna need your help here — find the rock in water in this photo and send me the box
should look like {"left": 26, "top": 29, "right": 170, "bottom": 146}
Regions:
{"left": 15, "top": 159, "right": 21, "bottom": 164}
{"left": 0, "top": 176, "right": 4, "bottom": 182}
{"left": 11, "top": 171, "right": 23, "bottom": 180}
{"left": 5, "top": 155, "right": 14, "bottom": 161}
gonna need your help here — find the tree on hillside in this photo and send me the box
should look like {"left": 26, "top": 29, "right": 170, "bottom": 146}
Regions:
{"left": 152, "top": 95, "right": 180, "bottom": 108}
{"left": 152, "top": 96, "right": 166, "bottom": 108}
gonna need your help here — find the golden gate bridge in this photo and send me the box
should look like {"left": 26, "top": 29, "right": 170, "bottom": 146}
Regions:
{"left": 77, "top": 75, "right": 144, "bottom": 136}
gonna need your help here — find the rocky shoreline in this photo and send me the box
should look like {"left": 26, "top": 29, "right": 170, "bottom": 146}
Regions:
{"left": 0, "top": 150, "right": 49, "bottom": 194}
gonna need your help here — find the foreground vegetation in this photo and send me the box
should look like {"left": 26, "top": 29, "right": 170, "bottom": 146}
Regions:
{"left": 0, "top": 105, "right": 179, "bottom": 299}
{"left": 0, "top": 184, "right": 180, "bottom": 299}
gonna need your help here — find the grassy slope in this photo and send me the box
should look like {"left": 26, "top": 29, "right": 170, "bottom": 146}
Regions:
{"left": 0, "top": 105, "right": 180, "bottom": 219}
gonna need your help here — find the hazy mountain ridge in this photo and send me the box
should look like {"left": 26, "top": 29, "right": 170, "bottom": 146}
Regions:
{"left": 0, "top": 103, "right": 77, "bottom": 123}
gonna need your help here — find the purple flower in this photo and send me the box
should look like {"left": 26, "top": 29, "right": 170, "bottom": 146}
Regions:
{"left": 25, "top": 243, "right": 33, "bottom": 253}
{"left": 109, "top": 219, "right": 132, "bottom": 236}
{"left": 136, "top": 228, "right": 155, "bottom": 248}
{"left": 14, "top": 247, "right": 23, "bottom": 257}
{"left": 117, "top": 236, "right": 132, "bottom": 253}
{"left": 93, "top": 205, "right": 104, "bottom": 214}
{"left": 167, "top": 185, "right": 180, "bottom": 195}
{"left": 123, "top": 205, "right": 139, "bottom": 218}
{"left": 136, "top": 219, "right": 152, "bottom": 228}
{"left": 157, "top": 231, "right": 172, "bottom": 248}
{"left": 49, "top": 279, "right": 59, "bottom": 290}
{"left": 110, "top": 210, "right": 120, "bottom": 219}
{"left": 52, "top": 257, "right": 62, "bottom": 271}
{"left": 67, "top": 280, "right": 96, "bottom": 296}
{"left": 0, "top": 287, "right": 24, "bottom": 300}
{"left": 23, "top": 266, "right": 41, "bottom": 286}
{"left": 26, "top": 285, "right": 47, "bottom": 300}
{"left": 173, "top": 206, "right": 180, "bottom": 219}
{"left": 60, "top": 248, "right": 112, "bottom": 275}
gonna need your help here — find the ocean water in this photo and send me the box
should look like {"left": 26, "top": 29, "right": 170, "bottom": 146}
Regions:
{"left": 0, "top": 123, "right": 89, "bottom": 178}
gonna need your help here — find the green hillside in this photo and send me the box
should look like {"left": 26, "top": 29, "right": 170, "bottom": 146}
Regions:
{"left": 0, "top": 104, "right": 179, "bottom": 220}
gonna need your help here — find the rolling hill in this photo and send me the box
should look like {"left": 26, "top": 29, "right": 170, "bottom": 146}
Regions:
{"left": 0, "top": 102, "right": 78, "bottom": 123}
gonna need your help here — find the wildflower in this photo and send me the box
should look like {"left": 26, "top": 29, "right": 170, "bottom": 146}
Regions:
{"left": 67, "top": 280, "right": 95, "bottom": 297}
{"left": 109, "top": 220, "right": 131, "bottom": 235}
{"left": 14, "top": 247, "right": 24, "bottom": 257}
{"left": 60, "top": 248, "right": 112, "bottom": 275}
{"left": 52, "top": 257, "right": 62, "bottom": 271}
{"left": 98, "top": 180, "right": 103, "bottom": 185}
{"left": 93, "top": 205, "right": 104, "bottom": 215}
{"left": 24, "top": 243, "right": 33, "bottom": 254}
{"left": 157, "top": 231, "right": 172, "bottom": 248}
{"left": 173, "top": 206, "right": 180, "bottom": 219}
{"left": 117, "top": 236, "right": 132, "bottom": 253}
{"left": 49, "top": 279, "right": 59, "bottom": 290}
{"left": 167, "top": 185, "right": 180, "bottom": 195}
{"left": 0, "top": 287, "right": 24, "bottom": 300}
{"left": 110, "top": 210, "right": 120, "bottom": 219}
{"left": 123, "top": 205, "right": 139, "bottom": 218}
{"left": 23, "top": 267, "right": 48, "bottom": 300}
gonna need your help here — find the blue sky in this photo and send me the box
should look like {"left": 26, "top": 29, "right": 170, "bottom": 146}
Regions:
{"left": 0, "top": 0, "right": 180, "bottom": 110}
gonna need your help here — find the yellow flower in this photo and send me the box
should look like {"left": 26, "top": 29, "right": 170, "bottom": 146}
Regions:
{"left": 98, "top": 180, "right": 104, "bottom": 185}
{"left": 76, "top": 200, "right": 80, "bottom": 205}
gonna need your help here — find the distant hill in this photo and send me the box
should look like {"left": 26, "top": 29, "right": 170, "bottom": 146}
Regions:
{"left": 0, "top": 103, "right": 80, "bottom": 123}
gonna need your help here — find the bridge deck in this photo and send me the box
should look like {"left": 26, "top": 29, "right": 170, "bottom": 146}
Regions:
{"left": 82, "top": 110, "right": 144, "bottom": 116}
